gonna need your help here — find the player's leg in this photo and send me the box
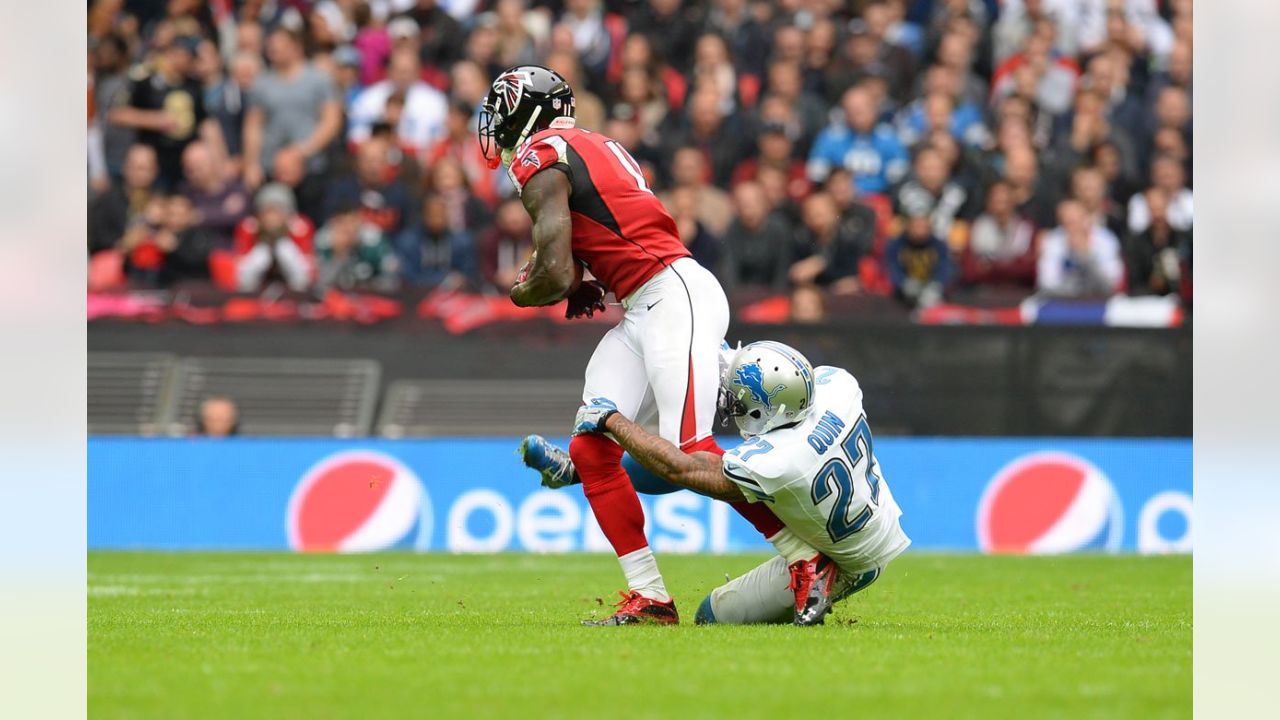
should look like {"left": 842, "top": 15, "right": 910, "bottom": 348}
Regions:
{"left": 634, "top": 260, "right": 791, "bottom": 540}
{"left": 695, "top": 557, "right": 886, "bottom": 626}
{"left": 570, "top": 324, "right": 676, "bottom": 620}
{"left": 694, "top": 555, "right": 793, "bottom": 625}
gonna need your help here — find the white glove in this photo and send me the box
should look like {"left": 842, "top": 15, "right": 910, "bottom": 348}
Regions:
{"left": 573, "top": 397, "right": 619, "bottom": 436}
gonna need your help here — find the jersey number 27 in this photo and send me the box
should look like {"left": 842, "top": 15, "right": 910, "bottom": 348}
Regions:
{"left": 810, "top": 415, "right": 882, "bottom": 543}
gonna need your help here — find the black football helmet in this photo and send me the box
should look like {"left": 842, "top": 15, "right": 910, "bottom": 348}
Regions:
{"left": 478, "top": 64, "right": 575, "bottom": 169}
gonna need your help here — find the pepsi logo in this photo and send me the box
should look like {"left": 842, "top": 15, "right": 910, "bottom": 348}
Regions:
{"left": 286, "top": 451, "right": 432, "bottom": 552}
{"left": 976, "top": 452, "right": 1123, "bottom": 554}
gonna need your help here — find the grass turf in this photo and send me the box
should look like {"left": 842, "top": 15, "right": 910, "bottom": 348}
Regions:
{"left": 89, "top": 552, "right": 1190, "bottom": 719}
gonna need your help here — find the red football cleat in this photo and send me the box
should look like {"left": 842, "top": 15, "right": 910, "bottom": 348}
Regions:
{"left": 788, "top": 554, "right": 841, "bottom": 626}
{"left": 582, "top": 590, "right": 679, "bottom": 626}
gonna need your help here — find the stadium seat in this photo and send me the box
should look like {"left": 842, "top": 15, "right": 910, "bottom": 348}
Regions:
{"left": 163, "top": 357, "right": 382, "bottom": 437}
{"left": 88, "top": 352, "right": 179, "bottom": 436}
{"left": 377, "top": 379, "right": 583, "bottom": 438}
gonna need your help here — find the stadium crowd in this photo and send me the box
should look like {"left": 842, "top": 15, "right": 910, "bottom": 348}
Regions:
{"left": 87, "top": 0, "right": 1194, "bottom": 319}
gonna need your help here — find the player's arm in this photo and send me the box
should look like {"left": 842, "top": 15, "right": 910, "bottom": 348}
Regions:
{"left": 599, "top": 413, "right": 747, "bottom": 504}
{"left": 510, "top": 168, "right": 575, "bottom": 307}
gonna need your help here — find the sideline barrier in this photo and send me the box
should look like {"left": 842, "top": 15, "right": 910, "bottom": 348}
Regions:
{"left": 88, "top": 437, "right": 1191, "bottom": 554}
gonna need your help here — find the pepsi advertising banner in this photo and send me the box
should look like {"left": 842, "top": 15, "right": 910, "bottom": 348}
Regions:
{"left": 88, "top": 437, "right": 1191, "bottom": 554}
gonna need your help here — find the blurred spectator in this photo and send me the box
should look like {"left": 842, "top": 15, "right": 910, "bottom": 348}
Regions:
{"left": 993, "top": 0, "right": 1079, "bottom": 63}
{"left": 823, "top": 167, "right": 880, "bottom": 256}
{"left": 331, "top": 45, "right": 365, "bottom": 107}
{"left": 896, "top": 68, "right": 989, "bottom": 149}
{"left": 721, "top": 181, "right": 792, "bottom": 291}
{"left": 233, "top": 183, "right": 316, "bottom": 292}
{"left": 397, "top": 194, "right": 479, "bottom": 287}
{"left": 960, "top": 180, "right": 1037, "bottom": 287}
{"left": 762, "top": 61, "right": 825, "bottom": 154}
{"left": 895, "top": 145, "right": 971, "bottom": 243}
{"left": 349, "top": 4, "right": 390, "bottom": 88}
{"left": 315, "top": 203, "right": 401, "bottom": 293}
{"left": 1070, "top": 165, "right": 1126, "bottom": 240}
{"left": 666, "top": 187, "right": 722, "bottom": 274}
{"left": 405, "top": 0, "right": 466, "bottom": 70}
{"left": 493, "top": 0, "right": 544, "bottom": 68}
{"left": 243, "top": 25, "right": 342, "bottom": 189}
{"left": 789, "top": 285, "right": 826, "bottom": 324}
{"left": 545, "top": 51, "right": 606, "bottom": 133}
{"left": 630, "top": 0, "right": 703, "bottom": 70}
{"left": 425, "top": 156, "right": 491, "bottom": 238}
{"left": 1036, "top": 199, "right": 1123, "bottom": 298}
{"left": 789, "top": 192, "right": 864, "bottom": 295}
{"left": 89, "top": 144, "right": 158, "bottom": 255}
{"left": 664, "top": 88, "right": 741, "bottom": 187}
{"left": 1125, "top": 188, "right": 1191, "bottom": 298}
{"left": 731, "top": 121, "right": 810, "bottom": 205}
{"left": 705, "top": 0, "right": 769, "bottom": 78}
{"left": 119, "top": 193, "right": 215, "bottom": 287}
{"left": 324, "top": 137, "right": 414, "bottom": 235}
{"left": 558, "top": 0, "right": 612, "bottom": 85}
{"left": 205, "top": 51, "right": 261, "bottom": 165}
{"left": 348, "top": 47, "right": 447, "bottom": 153}
{"left": 426, "top": 98, "right": 500, "bottom": 207}
{"left": 107, "top": 35, "right": 213, "bottom": 188}
{"left": 827, "top": 18, "right": 916, "bottom": 107}
{"left": 478, "top": 199, "right": 533, "bottom": 292}
{"left": 1128, "top": 154, "right": 1193, "bottom": 234}
{"left": 612, "top": 66, "right": 670, "bottom": 147}
{"left": 197, "top": 396, "right": 239, "bottom": 437}
{"left": 807, "top": 85, "right": 909, "bottom": 197}
{"left": 885, "top": 211, "right": 952, "bottom": 309}
{"left": 661, "top": 147, "right": 733, "bottom": 238}
{"left": 1003, "top": 145, "right": 1059, "bottom": 230}
{"left": 179, "top": 141, "right": 250, "bottom": 244}
{"left": 91, "top": 33, "right": 136, "bottom": 183}
{"left": 270, "top": 144, "right": 327, "bottom": 227}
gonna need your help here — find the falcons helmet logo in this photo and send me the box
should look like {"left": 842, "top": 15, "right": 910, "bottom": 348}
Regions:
{"left": 492, "top": 70, "right": 531, "bottom": 114}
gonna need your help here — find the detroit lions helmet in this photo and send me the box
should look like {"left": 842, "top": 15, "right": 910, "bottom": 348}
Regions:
{"left": 478, "top": 64, "right": 575, "bottom": 169}
{"left": 719, "top": 341, "right": 816, "bottom": 438}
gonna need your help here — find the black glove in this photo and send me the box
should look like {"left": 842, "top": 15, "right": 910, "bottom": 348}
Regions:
{"left": 564, "top": 280, "right": 607, "bottom": 319}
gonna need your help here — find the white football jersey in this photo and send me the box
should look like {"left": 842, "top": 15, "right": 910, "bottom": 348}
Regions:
{"left": 722, "top": 366, "right": 910, "bottom": 574}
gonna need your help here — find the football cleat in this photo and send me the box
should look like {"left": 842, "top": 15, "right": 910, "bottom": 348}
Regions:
{"left": 788, "top": 554, "right": 841, "bottom": 626}
{"left": 582, "top": 591, "right": 679, "bottom": 626}
{"left": 518, "top": 434, "right": 579, "bottom": 489}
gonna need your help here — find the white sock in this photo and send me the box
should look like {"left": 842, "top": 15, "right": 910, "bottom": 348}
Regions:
{"left": 767, "top": 528, "right": 819, "bottom": 565}
{"left": 618, "top": 546, "right": 670, "bottom": 602}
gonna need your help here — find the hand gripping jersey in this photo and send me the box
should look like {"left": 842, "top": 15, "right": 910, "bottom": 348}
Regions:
{"left": 508, "top": 126, "right": 691, "bottom": 301}
{"left": 722, "top": 366, "right": 911, "bottom": 574}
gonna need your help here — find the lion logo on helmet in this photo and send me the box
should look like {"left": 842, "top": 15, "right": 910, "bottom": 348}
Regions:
{"left": 733, "top": 362, "right": 785, "bottom": 409}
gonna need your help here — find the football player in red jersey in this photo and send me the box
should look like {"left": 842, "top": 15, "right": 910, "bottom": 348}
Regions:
{"left": 481, "top": 65, "right": 822, "bottom": 625}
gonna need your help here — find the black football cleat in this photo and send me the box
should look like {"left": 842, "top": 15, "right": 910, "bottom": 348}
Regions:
{"left": 788, "top": 554, "right": 841, "bottom": 626}
{"left": 582, "top": 591, "right": 679, "bottom": 626}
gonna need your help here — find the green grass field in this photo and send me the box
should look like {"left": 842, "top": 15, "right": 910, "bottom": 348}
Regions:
{"left": 89, "top": 552, "right": 1190, "bottom": 719}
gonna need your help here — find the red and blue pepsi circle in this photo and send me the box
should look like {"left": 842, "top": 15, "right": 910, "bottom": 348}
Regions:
{"left": 976, "top": 452, "right": 1123, "bottom": 554}
{"left": 286, "top": 450, "right": 432, "bottom": 552}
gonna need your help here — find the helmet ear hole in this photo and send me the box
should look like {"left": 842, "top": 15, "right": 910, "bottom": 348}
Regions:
{"left": 749, "top": 410, "right": 762, "bottom": 419}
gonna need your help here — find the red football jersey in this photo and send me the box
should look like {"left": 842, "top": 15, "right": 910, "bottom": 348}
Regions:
{"left": 508, "top": 125, "right": 690, "bottom": 300}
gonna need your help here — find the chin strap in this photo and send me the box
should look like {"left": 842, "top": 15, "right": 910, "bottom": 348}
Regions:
{"left": 502, "top": 105, "right": 544, "bottom": 168}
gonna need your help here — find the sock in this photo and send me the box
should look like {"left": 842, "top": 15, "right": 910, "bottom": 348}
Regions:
{"left": 768, "top": 527, "right": 820, "bottom": 565}
{"left": 569, "top": 432, "right": 658, "bottom": 571}
{"left": 618, "top": 546, "right": 670, "bottom": 602}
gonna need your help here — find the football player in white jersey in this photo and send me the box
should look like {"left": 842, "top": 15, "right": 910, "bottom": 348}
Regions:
{"left": 570, "top": 340, "right": 911, "bottom": 625}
